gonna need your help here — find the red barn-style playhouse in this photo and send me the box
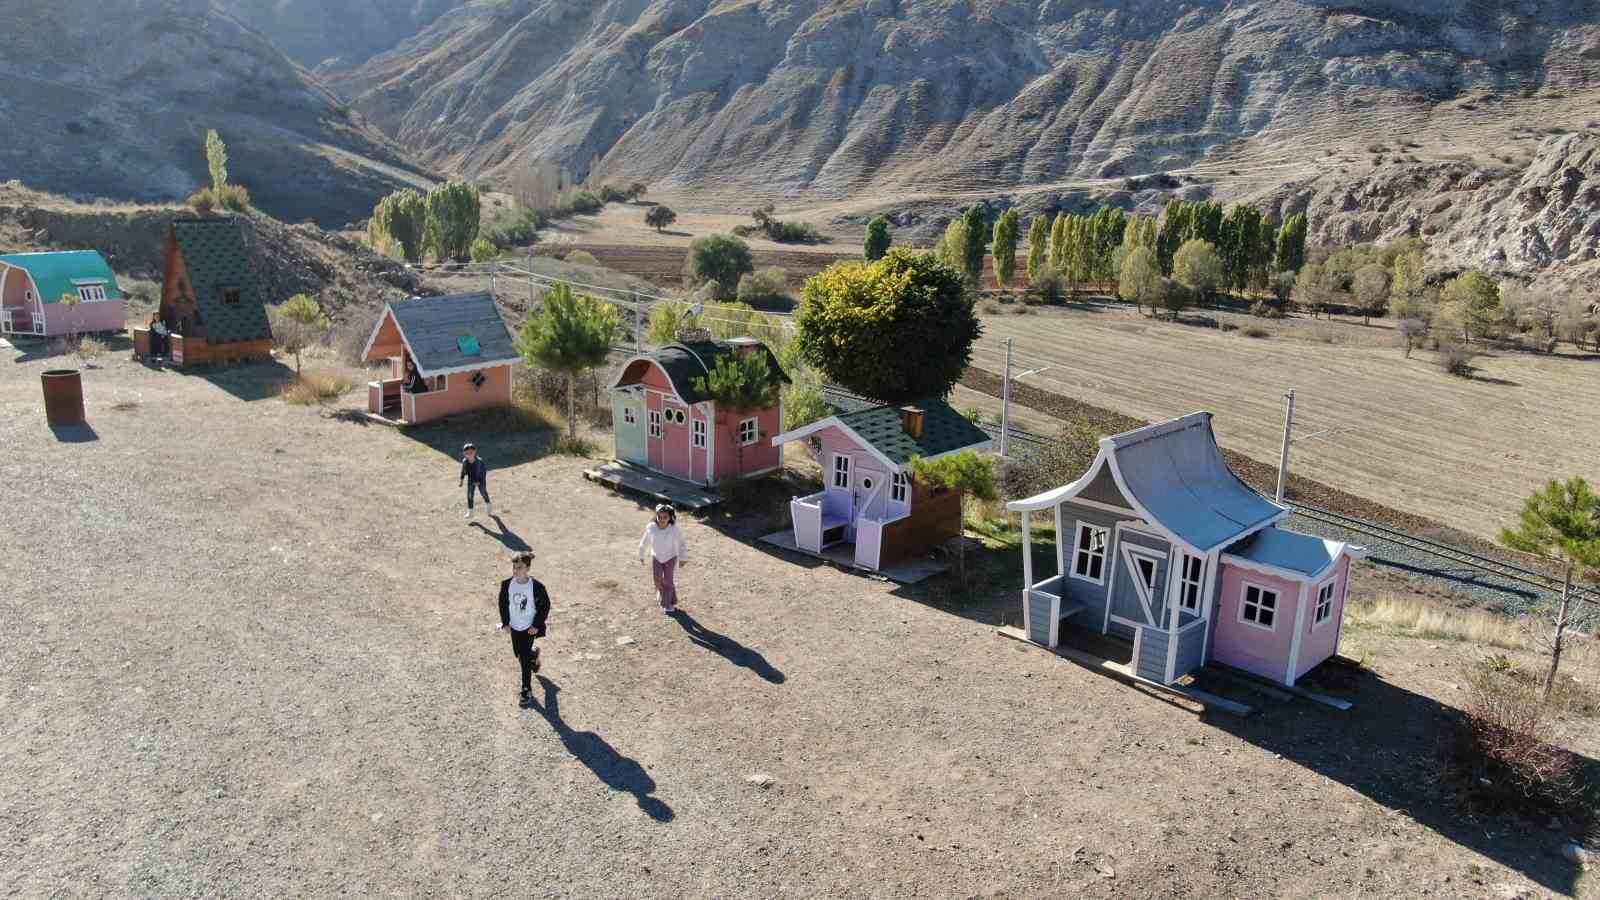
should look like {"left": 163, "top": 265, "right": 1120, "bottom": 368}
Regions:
{"left": 609, "top": 337, "right": 788, "bottom": 486}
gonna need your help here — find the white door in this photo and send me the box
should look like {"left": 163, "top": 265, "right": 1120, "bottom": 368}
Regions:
{"left": 849, "top": 463, "right": 886, "bottom": 540}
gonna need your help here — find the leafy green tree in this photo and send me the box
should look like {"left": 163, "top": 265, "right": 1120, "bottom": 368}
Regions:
{"left": 1189, "top": 201, "right": 1224, "bottom": 246}
{"left": 1049, "top": 213, "right": 1069, "bottom": 273}
{"left": 1441, "top": 270, "right": 1502, "bottom": 343}
{"left": 1173, "top": 239, "right": 1224, "bottom": 305}
{"left": 1026, "top": 215, "right": 1049, "bottom": 281}
{"left": 692, "top": 350, "right": 782, "bottom": 472}
{"left": 960, "top": 206, "right": 987, "bottom": 283}
{"left": 797, "top": 249, "right": 979, "bottom": 404}
{"left": 272, "top": 294, "right": 328, "bottom": 376}
{"left": 1501, "top": 477, "right": 1600, "bottom": 699}
{"left": 516, "top": 283, "right": 620, "bottom": 437}
{"left": 470, "top": 238, "right": 498, "bottom": 263}
{"left": 206, "top": 129, "right": 228, "bottom": 194}
{"left": 1218, "top": 205, "right": 1262, "bottom": 292}
{"left": 1118, "top": 246, "right": 1161, "bottom": 315}
{"left": 425, "top": 181, "right": 482, "bottom": 262}
{"left": 1250, "top": 217, "right": 1278, "bottom": 290}
{"left": 1273, "top": 213, "right": 1308, "bottom": 275}
{"left": 864, "top": 216, "right": 892, "bottom": 261}
{"left": 369, "top": 189, "right": 427, "bottom": 262}
{"left": 936, "top": 218, "right": 968, "bottom": 270}
{"left": 909, "top": 450, "right": 998, "bottom": 581}
{"left": 1156, "top": 199, "right": 1191, "bottom": 275}
{"left": 782, "top": 373, "right": 831, "bottom": 431}
{"left": 991, "top": 209, "right": 1019, "bottom": 287}
{"left": 685, "top": 233, "right": 754, "bottom": 299}
{"left": 647, "top": 300, "right": 701, "bottom": 346}
{"left": 1352, "top": 263, "right": 1390, "bottom": 325}
{"left": 645, "top": 205, "right": 677, "bottom": 232}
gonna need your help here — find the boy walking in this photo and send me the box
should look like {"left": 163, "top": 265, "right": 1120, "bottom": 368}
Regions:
{"left": 497, "top": 552, "right": 550, "bottom": 707}
{"left": 459, "top": 442, "right": 492, "bottom": 520}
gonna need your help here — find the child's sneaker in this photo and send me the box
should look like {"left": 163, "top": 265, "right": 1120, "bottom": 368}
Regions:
{"left": 518, "top": 687, "right": 531, "bottom": 707}
{"left": 464, "top": 508, "right": 474, "bottom": 520}
{"left": 486, "top": 502, "right": 494, "bottom": 516}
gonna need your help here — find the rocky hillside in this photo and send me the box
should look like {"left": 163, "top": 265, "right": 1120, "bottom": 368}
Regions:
{"left": 327, "top": 0, "right": 1600, "bottom": 279}
{"left": 0, "top": 0, "right": 438, "bottom": 229}
{"left": 216, "top": 0, "right": 462, "bottom": 70}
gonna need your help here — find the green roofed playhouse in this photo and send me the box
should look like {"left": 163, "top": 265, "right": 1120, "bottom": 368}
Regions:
{"left": 0, "top": 250, "right": 125, "bottom": 338}
{"left": 135, "top": 219, "right": 274, "bottom": 367}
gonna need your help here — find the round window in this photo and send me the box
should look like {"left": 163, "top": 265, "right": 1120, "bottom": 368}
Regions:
{"left": 862, "top": 477, "right": 874, "bottom": 490}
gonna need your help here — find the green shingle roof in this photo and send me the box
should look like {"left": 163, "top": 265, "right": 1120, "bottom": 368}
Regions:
{"left": 171, "top": 218, "right": 272, "bottom": 346}
{"left": 0, "top": 251, "right": 121, "bottom": 304}
{"left": 388, "top": 293, "right": 519, "bottom": 376}
{"left": 836, "top": 399, "right": 991, "bottom": 466}
{"left": 649, "top": 339, "right": 790, "bottom": 405}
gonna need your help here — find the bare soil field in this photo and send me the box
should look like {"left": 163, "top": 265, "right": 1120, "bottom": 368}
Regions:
{"left": 971, "top": 304, "right": 1600, "bottom": 541}
{"left": 2, "top": 341, "right": 1596, "bottom": 898}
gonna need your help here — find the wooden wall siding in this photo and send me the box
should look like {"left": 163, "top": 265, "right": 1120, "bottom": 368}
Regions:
{"left": 406, "top": 364, "right": 513, "bottom": 423}
{"left": 1212, "top": 564, "right": 1301, "bottom": 683}
{"left": 1173, "top": 623, "right": 1207, "bottom": 680}
{"left": 1135, "top": 628, "right": 1170, "bottom": 682}
{"left": 1294, "top": 555, "right": 1349, "bottom": 681}
{"left": 160, "top": 237, "right": 201, "bottom": 338}
{"left": 879, "top": 480, "right": 960, "bottom": 568}
{"left": 711, "top": 405, "right": 781, "bottom": 480}
{"left": 1058, "top": 501, "right": 1141, "bottom": 634}
{"left": 365, "top": 312, "right": 405, "bottom": 361}
{"left": 170, "top": 336, "right": 273, "bottom": 368}
{"left": 1079, "top": 464, "right": 1133, "bottom": 508}
{"left": 1026, "top": 590, "right": 1054, "bottom": 643}
{"left": 1108, "top": 528, "right": 1172, "bottom": 629}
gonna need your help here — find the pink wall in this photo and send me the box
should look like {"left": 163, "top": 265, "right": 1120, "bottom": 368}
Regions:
{"left": 408, "top": 364, "right": 514, "bottom": 424}
{"left": 711, "top": 403, "right": 781, "bottom": 480}
{"left": 620, "top": 357, "right": 777, "bottom": 485}
{"left": 1212, "top": 565, "right": 1301, "bottom": 684}
{"left": 1294, "top": 556, "right": 1350, "bottom": 681}
{"left": 42, "top": 299, "right": 126, "bottom": 337}
{"left": 643, "top": 387, "right": 695, "bottom": 481}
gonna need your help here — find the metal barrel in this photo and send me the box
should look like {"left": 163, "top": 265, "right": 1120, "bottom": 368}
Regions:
{"left": 41, "top": 369, "right": 85, "bottom": 426}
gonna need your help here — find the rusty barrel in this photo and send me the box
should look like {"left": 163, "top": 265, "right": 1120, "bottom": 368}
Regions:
{"left": 41, "top": 369, "right": 85, "bottom": 426}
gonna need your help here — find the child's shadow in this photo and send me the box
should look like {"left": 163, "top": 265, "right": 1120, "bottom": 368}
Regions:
{"left": 472, "top": 515, "right": 531, "bottom": 552}
{"left": 669, "top": 610, "right": 786, "bottom": 684}
{"left": 528, "top": 677, "right": 673, "bottom": 822}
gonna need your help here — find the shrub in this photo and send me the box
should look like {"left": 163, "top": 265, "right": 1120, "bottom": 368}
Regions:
{"left": 75, "top": 336, "right": 108, "bottom": 362}
{"left": 563, "top": 250, "right": 599, "bottom": 267}
{"left": 864, "top": 216, "right": 892, "bottom": 261}
{"left": 1439, "top": 340, "right": 1476, "bottom": 377}
{"left": 187, "top": 188, "right": 216, "bottom": 216}
{"left": 1453, "top": 666, "right": 1586, "bottom": 816}
{"left": 781, "top": 374, "right": 831, "bottom": 431}
{"left": 1241, "top": 324, "right": 1271, "bottom": 339}
{"left": 736, "top": 266, "right": 791, "bottom": 308}
{"left": 1249, "top": 300, "right": 1285, "bottom": 319}
{"left": 280, "top": 368, "right": 356, "bottom": 405}
{"left": 214, "top": 183, "right": 250, "bottom": 212}
{"left": 553, "top": 435, "right": 598, "bottom": 457}
{"left": 482, "top": 207, "right": 544, "bottom": 249}
{"left": 685, "top": 234, "right": 754, "bottom": 299}
{"left": 470, "top": 238, "right": 499, "bottom": 263}
{"left": 598, "top": 185, "right": 628, "bottom": 204}
{"left": 567, "top": 191, "right": 603, "bottom": 215}
{"left": 1029, "top": 265, "right": 1066, "bottom": 304}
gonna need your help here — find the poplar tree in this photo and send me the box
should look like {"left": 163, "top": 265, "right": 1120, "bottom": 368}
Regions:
{"left": 960, "top": 206, "right": 987, "bottom": 283}
{"left": 991, "top": 209, "right": 1019, "bottom": 287}
{"left": 1049, "top": 213, "right": 1068, "bottom": 272}
{"left": 1026, "top": 215, "right": 1049, "bottom": 281}
{"left": 1274, "top": 213, "right": 1309, "bottom": 275}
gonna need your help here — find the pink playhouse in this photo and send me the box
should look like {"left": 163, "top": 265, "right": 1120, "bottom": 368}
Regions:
{"left": 609, "top": 337, "right": 788, "bottom": 486}
{"left": 360, "top": 292, "right": 520, "bottom": 426}
{"left": 0, "top": 251, "right": 125, "bottom": 338}
{"left": 1006, "top": 412, "right": 1366, "bottom": 687}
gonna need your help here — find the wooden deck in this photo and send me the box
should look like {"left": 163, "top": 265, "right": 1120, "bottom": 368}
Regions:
{"left": 996, "top": 626, "right": 1254, "bottom": 716}
{"left": 583, "top": 462, "right": 722, "bottom": 510}
{"left": 758, "top": 529, "right": 950, "bottom": 585}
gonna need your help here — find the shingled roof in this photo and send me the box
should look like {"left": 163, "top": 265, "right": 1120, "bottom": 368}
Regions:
{"left": 385, "top": 293, "right": 519, "bottom": 376}
{"left": 615, "top": 338, "right": 789, "bottom": 405}
{"left": 770, "top": 398, "right": 992, "bottom": 470}
{"left": 170, "top": 219, "right": 272, "bottom": 346}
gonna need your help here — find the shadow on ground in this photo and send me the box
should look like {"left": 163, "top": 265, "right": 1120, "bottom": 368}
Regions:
{"left": 472, "top": 515, "right": 531, "bottom": 552}
{"left": 528, "top": 677, "right": 673, "bottom": 822}
{"left": 49, "top": 422, "right": 99, "bottom": 443}
{"left": 192, "top": 358, "right": 296, "bottom": 402}
{"left": 393, "top": 408, "right": 564, "bottom": 470}
{"left": 668, "top": 609, "right": 785, "bottom": 684}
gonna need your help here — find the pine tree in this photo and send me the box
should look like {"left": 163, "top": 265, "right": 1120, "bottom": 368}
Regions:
{"left": 864, "top": 216, "right": 892, "bottom": 261}
{"left": 516, "top": 283, "right": 621, "bottom": 438}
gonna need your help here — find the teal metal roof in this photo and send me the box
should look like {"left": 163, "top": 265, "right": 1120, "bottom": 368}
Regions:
{"left": 0, "top": 251, "right": 122, "bottom": 304}
{"left": 836, "top": 399, "right": 991, "bottom": 466}
{"left": 170, "top": 219, "right": 273, "bottom": 346}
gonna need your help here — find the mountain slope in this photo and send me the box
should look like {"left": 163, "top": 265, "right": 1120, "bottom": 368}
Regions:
{"left": 0, "top": 0, "right": 438, "bottom": 228}
{"left": 215, "top": 0, "right": 462, "bottom": 69}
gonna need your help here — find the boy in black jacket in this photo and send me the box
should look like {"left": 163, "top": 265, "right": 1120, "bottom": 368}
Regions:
{"left": 460, "top": 442, "right": 492, "bottom": 520}
{"left": 498, "top": 552, "right": 551, "bottom": 706}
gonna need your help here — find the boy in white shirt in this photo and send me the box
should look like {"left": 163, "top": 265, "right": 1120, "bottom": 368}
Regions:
{"left": 496, "top": 553, "right": 550, "bottom": 707}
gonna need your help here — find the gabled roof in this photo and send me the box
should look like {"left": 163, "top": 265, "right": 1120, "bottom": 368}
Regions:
{"left": 771, "top": 398, "right": 993, "bottom": 471}
{"left": 1007, "top": 412, "right": 1287, "bottom": 553}
{"left": 169, "top": 219, "right": 272, "bottom": 346}
{"left": 612, "top": 338, "right": 789, "bottom": 405}
{"left": 1222, "top": 526, "right": 1365, "bottom": 583}
{"left": 372, "top": 293, "right": 519, "bottom": 377}
{"left": 0, "top": 251, "right": 122, "bottom": 304}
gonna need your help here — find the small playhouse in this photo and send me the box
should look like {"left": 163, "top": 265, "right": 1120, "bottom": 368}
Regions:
{"left": 361, "top": 292, "right": 519, "bottom": 425}
{"left": 769, "top": 399, "right": 992, "bottom": 573}
{"left": 609, "top": 335, "right": 789, "bottom": 485}
{"left": 1005, "top": 412, "right": 1364, "bottom": 687}
{"left": 135, "top": 218, "right": 273, "bottom": 368}
{"left": 0, "top": 250, "right": 125, "bottom": 338}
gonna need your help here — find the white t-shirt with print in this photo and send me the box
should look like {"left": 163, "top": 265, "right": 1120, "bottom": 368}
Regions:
{"left": 507, "top": 578, "right": 537, "bottom": 631}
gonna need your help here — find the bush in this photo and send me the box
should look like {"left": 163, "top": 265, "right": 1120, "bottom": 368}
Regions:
{"left": 75, "top": 335, "right": 109, "bottom": 362}
{"left": 568, "top": 191, "right": 603, "bottom": 215}
{"left": 187, "top": 188, "right": 216, "bottom": 216}
{"left": 214, "top": 183, "right": 250, "bottom": 212}
{"left": 564, "top": 250, "right": 599, "bottom": 267}
{"left": 553, "top": 435, "right": 598, "bottom": 457}
{"left": 781, "top": 375, "right": 831, "bottom": 431}
{"left": 1439, "top": 340, "right": 1476, "bottom": 377}
{"left": 1453, "top": 666, "right": 1586, "bottom": 816}
{"left": 280, "top": 369, "right": 357, "bottom": 405}
{"left": 1241, "top": 324, "right": 1271, "bottom": 339}
{"left": 599, "top": 185, "right": 628, "bottom": 204}
{"left": 470, "top": 238, "right": 499, "bottom": 263}
{"left": 736, "top": 266, "right": 791, "bottom": 308}
{"left": 685, "top": 234, "right": 754, "bottom": 299}
{"left": 1029, "top": 266, "right": 1066, "bottom": 304}
{"left": 1249, "top": 300, "right": 1285, "bottom": 319}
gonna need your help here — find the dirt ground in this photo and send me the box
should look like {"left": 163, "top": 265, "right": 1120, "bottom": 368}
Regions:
{"left": 1, "top": 343, "right": 1595, "bottom": 898}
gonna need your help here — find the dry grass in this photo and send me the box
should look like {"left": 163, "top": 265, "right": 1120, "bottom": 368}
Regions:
{"left": 280, "top": 368, "right": 359, "bottom": 405}
{"left": 75, "top": 336, "right": 109, "bottom": 362}
{"left": 1454, "top": 665, "right": 1589, "bottom": 817}
{"left": 975, "top": 306, "right": 1600, "bottom": 539}
{"left": 1347, "top": 593, "right": 1530, "bottom": 649}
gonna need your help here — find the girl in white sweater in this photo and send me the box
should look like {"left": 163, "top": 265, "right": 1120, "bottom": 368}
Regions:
{"left": 638, "top": 503, "right": 688, "bottom": 613}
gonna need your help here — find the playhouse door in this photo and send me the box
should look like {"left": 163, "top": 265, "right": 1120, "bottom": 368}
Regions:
{"left": 848, "top": 462, "right": 887, "bottom": 541}
{"left": 660, "top": 402, "right": 693, "bottom": 480}
{"left": 613, "top": 391, "right": 648, "bottom": 466}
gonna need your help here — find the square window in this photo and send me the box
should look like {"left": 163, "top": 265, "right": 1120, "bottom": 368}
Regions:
{"left": 1240, "top": 584, "right": 1278, "bottom": 630}
{"left": 622, "top": 407, "right": 636, "bottom": 425}
{"left": 1314, "top": 581, "right": 1336, "bottom": 626}
{"left": 1072, "top": 523, "right": 1108, "bottom": 584}
{"left": 433, "top": 374, "right": 448, "bottom": 391}
{"left": 738, "top": 417, "right": 758, "bottom": 446}
{"left": 832, "top": 454, "right": 851, "bottom": 489}
{"left": 692, "top": 418, "right": 707, "bottom": 448}
{"left": 890, "top": 471, "right": 909, "bottom": 504}
{"left": 220, "top": 288, "right": 241, "bottom": 306}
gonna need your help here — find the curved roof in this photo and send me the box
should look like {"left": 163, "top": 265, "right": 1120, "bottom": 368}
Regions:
{"left": 0, "top": 251, "right": 122, "bottom": 304}
{"left": 613, "top": 338, "right": 788, "bottom": 405}
{"left": 1222, "top": 526, "right": 1358, "bottom": 582}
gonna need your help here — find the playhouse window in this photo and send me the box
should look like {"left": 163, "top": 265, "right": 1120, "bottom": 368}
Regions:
{"left": 1240, "top": 584, "right": 1278, "bottom": 630}
{"left": 692, "top": 418, "right": 707, "bottom": 448}
{"left": 1072, "top": 523, "right": 1108, "bottom": 584}
{"left": 622, "top": 407, "right": 636, "bottom": 425}
{"left": 1178, "top": 554, "right": 1204, "bottom": 612}
{"left": 832, "top": 454, "right": 851, "bottom": 489}
{"left": 433, "top": 374, "right": 448, "bottom": 391}
{"left": 738, "top": 417, "right": 758, "bottom": 446}
{"left": 648, "top": 409, "right": 663, "bottom": 438}
{"left": 220, "top": 287, "right": 241, "bottom": 306}
{"left": 76, "top": 285, "right": 107, "bottom": 303}
{"left": 1313, "top": 580, "right": 1336, "bottom": 627}
{"left": 890, "top": 471, "right": 909, "bottom": 504}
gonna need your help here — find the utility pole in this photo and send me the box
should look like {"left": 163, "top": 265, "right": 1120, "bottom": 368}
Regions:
{"left": 489, "top": 259, "right": 497, "bottom": 299}
{"left": 633, "top": 292, "right": 643, "bottom": 353}
{"left": 1000, "top": 338, "right": 1014, "bottom": 457}
{"left": 1275, "top": 388, "right": 1295, "bottom": 503}
{"left": 527, "top": 251, "right": 535, "bottom": 308}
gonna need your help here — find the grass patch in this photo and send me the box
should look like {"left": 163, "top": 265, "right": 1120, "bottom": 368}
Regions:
{"left": 280, "top": 368, "right": 359, "bottom": 405}
{"left": 75, "top": 336, "right": 110, "bottom": 362}
{"left": 1240, "top": 324, "right": 1272, "bottom": 339}
{"left": 1346, "top": 593, "right": 1529, "bottom": 649}
{"left": 552, "top": 435, "right": 598, "bottom": 457}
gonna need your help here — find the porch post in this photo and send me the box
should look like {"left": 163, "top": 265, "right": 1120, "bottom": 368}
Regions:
{"left": 1053, "top": 500, "right": 1065, "bottom": 578}
{"left": 1020, "top": 509, "right": 1033, "bottom": 638}
{"left": 1199, "top": 550, "right": 1221, "bottom": 663}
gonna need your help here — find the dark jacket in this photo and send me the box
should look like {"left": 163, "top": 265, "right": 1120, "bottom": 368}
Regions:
{"left": 405, "top": 371, "right": 429, "bottom": 394}
{"left": 498, "top": 577, "right": 550, "bottom": 636}
{"left": 460, "top": 456, "right": 488, "bottom": 484}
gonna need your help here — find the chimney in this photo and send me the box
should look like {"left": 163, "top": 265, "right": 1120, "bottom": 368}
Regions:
{"left": 728, "top": 336, "right": 758, "bottom": 357}
{"left": 900, "top": 405, "right": 925, "bottom": 439}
